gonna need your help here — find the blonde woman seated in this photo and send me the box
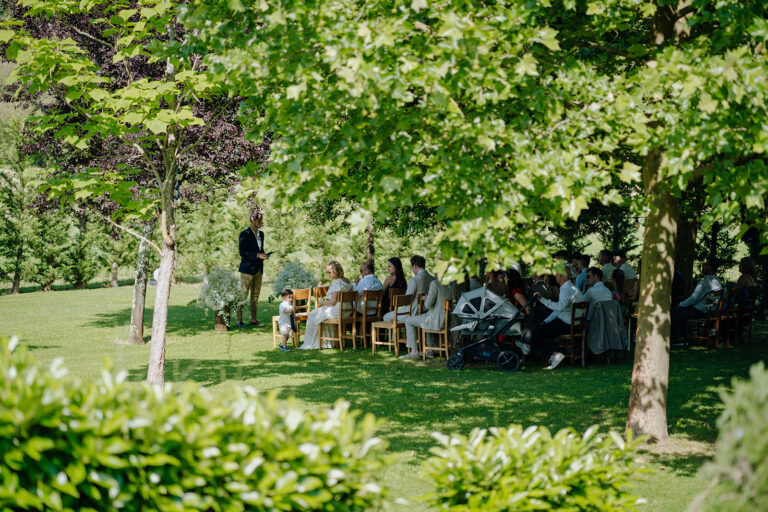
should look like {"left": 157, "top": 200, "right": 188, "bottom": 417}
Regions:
{"left": 299, "top": 261, "right": 354, "bottom": 350}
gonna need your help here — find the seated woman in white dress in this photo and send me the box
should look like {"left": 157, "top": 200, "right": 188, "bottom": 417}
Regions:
{"left": 300, "top": 261, "right": 354, "bottom": 350}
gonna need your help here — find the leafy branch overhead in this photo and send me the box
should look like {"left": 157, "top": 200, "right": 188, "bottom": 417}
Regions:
{"left": 182, "top": 0, "right": 768, "bottom": 276}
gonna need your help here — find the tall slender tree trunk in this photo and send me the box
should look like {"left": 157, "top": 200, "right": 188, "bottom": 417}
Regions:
{"left": 129, "top": 218, "right": 156, "bottom": 344}
{"left": 11, "top": 246, "right": 22, "bottom": 294}
{"left": 366, "top": 220, "right": 375, "bottom": 266}
{"left": 147, "top": 180, "right": 176, "bottom": 385}
{"left": 675, "top": 214, "right": 697, "bottom": 289}
{"left": 627, "top": 148, "right": 678, "bottom": 442}
{"left": 110, "top": 261, "right": 119, "bottom": 287}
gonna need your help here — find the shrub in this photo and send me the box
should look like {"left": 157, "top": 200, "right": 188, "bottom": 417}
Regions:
{"left": 692, "top": 362, "right": 768, "bottom": 512}
{"left": 0, "top": 337, "right": 389, "bottom": 511}
{"left": 195, "top": 266, "right": 247, "bottom": 318}
{"left": 272, "top": 260, "right": 316, "bottom": 296}
{"left": 422, "top": 424, "right": 641, "bottom": 511}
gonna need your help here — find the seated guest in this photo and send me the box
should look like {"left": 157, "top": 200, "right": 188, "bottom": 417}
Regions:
{"left": 572, "top": 253, "right": 588, "bottom": 293}
{"left": 516, "top": 268, "right": 583, "bottom": 370}
{"left": 383, "top": 255, "right": 435, "bottom": 321}
{"left": 506, "top": 268, "right": 529, "bottom": 309}
{"left": 582, "top": 267, "right": 612, "bottom": 306}
{"left": 485, "top": 270, "right": 507, "bottom": 297}
{"left": 401, "top": 280, "right": 460, "bottom": 359}
{"left": 381, "top": 257, "right": 408, "bottom": 314}
{"left": 353, "top": 261, "right": 384, "bottom": 314}
{"left": 300, "top": 261, "right": 354, "bottom": 350}
{"left": 598, "top": 249, "right": 618, "bottom": 284}
{"left": 610, "top": 269, "right": 626, "bottom": 303}
{"left": 613, "top": 250, "right": 636, "bottom": 279}
{"left": 735, "top": 257, "right": 758, "bottom": 301}
{"left": 671, "top": 260, "right": 723, "bottom": 343}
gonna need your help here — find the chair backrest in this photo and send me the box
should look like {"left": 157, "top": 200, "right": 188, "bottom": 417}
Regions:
{"left": 388, "top": 287, "right": 405, "bottom": 309}
{"left": 392, "top": 294, "right": 413, "bottom": 322}
{"left": 313, "top": 286, "right": 329, "bottom": 306}
{"left": 441, "top": 300, "right": 452, "bottom": 333}
{"left": 292, "top": 288, "right": 312, "bottom": 315}
{"left": 338, "top": 291, "right": 358, "bottom": 319}
{"left": 415, "top": 293, "right": 426, "bottom": 314}
{"left": 361, "top": 289, "right": 384, "bottom": 318}
{"left": 570, "top": 302, "right": 589, "bottom": 337}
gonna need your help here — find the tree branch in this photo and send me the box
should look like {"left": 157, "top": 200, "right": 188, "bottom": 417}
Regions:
{"left": 67, "top": 24, "right": 113, "bottom": 50}
{"left": 72, "top": 205, "right": 161, "bottom": 254}
{"left": 175, "top": 99, "right": 234, "bottom": 160}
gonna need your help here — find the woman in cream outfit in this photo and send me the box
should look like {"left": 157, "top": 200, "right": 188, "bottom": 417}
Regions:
{"left": 300, "top": 261, "right": 354, "bottom": 350}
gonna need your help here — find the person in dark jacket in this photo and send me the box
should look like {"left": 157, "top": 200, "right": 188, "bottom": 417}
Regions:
{"left": 237, "top": 209, "right": 269, "bottom": 326}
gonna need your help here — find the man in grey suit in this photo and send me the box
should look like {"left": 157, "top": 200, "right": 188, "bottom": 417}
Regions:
{"left": 382, "top": 255, "right": 436, "bottom": 322}
{"left": 401, "top": 280, "right": 460, "bottom": 359}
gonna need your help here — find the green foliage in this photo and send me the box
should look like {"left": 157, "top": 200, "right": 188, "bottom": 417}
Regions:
{"left": 0, "top": 336, "right": 390, "bottom": 511}
{"left": 195, "top": 266, "right": 246, "bottom": 315}
{"left": 422, "top": 424, "right": 642, "bottom": 511}
{"left": 272, "top": 260, "right": 316, "bottom": 296}
{"left": 695, "top": 362, "right": 768, "bottom": 511}
{"left": 25, "top": 209, "right": 71, "bottom": 290}
{"left": 61, "top": 216, "right": 105, "bottom": 288}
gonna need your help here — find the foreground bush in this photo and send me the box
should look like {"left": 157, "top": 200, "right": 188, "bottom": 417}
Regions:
{"left": 692, "top": 362, "right": 768, "bottom": 511}
{"left": 0, "top": 338, "right": 388, "bottom": 511}
{"left": 422, "top": 424, "right": 641, "bottom": 511}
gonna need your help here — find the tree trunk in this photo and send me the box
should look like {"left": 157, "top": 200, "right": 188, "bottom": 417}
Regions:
{"left": 110, "top": 262, "right": 119, "bottom": 287}
{"left": 366, "top": 220, "right": 375, "bottom": 266}
{"left": 214, "top": 306, "right": 230, "bottom": 332}
{"left": 147, "top": 179, "right": 177, "bottom": 386}
{"left": 626, "top": 148, "right": 678, "bottom": 443}
{"left": 129, "top": 219, "right": 156, "bottom": 344}
{"left": 675, "top": 214, "right": 697, "bottom": 288}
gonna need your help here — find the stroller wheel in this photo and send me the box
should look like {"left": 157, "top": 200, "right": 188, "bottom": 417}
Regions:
{"left": 496, "top": 350, "right": 520, "bottom": 372}
{"left": 447, "top": 352, "right": 465, "bottom": 371}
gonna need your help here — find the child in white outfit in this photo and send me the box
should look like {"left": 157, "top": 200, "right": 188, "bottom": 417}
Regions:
{"left": 277, "top": 289, "right": 294, "bottom": 351}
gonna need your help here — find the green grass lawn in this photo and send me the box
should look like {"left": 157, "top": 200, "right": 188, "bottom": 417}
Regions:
{"left": 2, "top": 284, "right": 766, "bottom": 511}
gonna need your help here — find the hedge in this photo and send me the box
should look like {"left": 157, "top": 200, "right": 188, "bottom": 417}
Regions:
{"left": 0, "top": 337, "right": 388, "bottom": 511}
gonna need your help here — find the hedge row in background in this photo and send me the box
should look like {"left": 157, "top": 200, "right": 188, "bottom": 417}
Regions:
{"left": 0, "top": 338, "right": 388, "bottom": 511}
{"left": 422, "top": 424, "right": 642, "bottom": 511}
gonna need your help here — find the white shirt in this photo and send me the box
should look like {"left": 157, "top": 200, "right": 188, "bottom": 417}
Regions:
{"left": 679, "top": 275, "right": 723, "bottom": 312}
{"left": 353, "top": 274, "right": 384, "bottom": 313}
{"left": 582, "top": 281, "right": 613, "bottom": 306}
{"left": 602, "top": 263, "right": 618, "bottom": 283}
{"left": 540, "top": 280, "right": 583, "bottom": 325}
{"left": 278, "top": 300, "right": 293, "bottom": 327}
{"left": 619, "top": 262, "right": 636, "bottom": 279}
{"left": 250, "top": 227, "right": 263, "bottom": 252}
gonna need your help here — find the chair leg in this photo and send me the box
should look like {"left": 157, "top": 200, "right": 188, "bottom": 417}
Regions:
{"left": 372, "top": 328, "right": 377, "bottom": 354}
{"left": 421, "top": 330, "right": 426, "bottom": 361}
{"left": 272, "top": 319, "right": 278, "bottom": 347}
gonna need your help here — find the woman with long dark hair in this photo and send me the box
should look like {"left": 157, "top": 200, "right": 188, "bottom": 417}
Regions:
{"left": 381, "top": 257, "right": 408, "bottom": 314}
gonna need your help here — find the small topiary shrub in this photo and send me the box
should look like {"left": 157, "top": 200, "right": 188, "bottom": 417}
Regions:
{"left": 691, "top": 362, "right": 768, "bottom": 512}
{"left": 422, "top": 424, "right": 641, "bottom": 511}
{"left": 272, "top": 260, "right": 316, "bottom": 296}
{"left": 0, "top": 337, "right": 388, "bottom": 511}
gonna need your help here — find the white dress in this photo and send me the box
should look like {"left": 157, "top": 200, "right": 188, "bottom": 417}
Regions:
{"left": 299, "top": 279, "right": 354, "bottom": 349}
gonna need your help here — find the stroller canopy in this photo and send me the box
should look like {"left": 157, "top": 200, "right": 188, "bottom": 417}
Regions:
{"left": 453, "top": 287, "right": 518, "bottom": 320}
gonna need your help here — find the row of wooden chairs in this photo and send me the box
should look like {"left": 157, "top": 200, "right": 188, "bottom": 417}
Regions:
{"left": 686, "top": 285, "right": 758, "bottom": 348}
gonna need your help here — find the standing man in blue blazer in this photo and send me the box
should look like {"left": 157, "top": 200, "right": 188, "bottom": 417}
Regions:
{"left": 237, "top": 209, "right": 269, "bottom": 327}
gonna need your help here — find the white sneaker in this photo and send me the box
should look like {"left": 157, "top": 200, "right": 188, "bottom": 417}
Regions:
{"left": 515, "top": 341, "right": 531, "bottom": 355}
{"left": 545, "top": 352, "right": 565, "bottom": 370}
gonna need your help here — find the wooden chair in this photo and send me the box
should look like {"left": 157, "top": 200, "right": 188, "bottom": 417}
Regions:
{"left": 686, "top": 289, "right": 724, "bottom": 348}
{"left": 736, "top": 286, "right": 759, "bottom": 344}
{"left": 353, "top": 289, "right": 384, "bottom": 349}
{"left": 552, "top": 302, "right": 589, "bottom": 367}
{"left": 420, "top": 300, "right": 452, "bottom": 360}
{"left": 371, "top": 294, "right": 413, "bottom": 356}
{"left": 272, "top": 287, "right": 311, "bottom": 348}
{"left": 313, "top": 286, "right": 329, "bottom": 309}
{"left": 318, "top": 291, "right": 357, "bottom": 351}
{"left": 387, "top": 287, "right": 405, "bottom": 311}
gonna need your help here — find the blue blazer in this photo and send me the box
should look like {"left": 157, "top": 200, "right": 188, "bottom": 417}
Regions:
{"left": 238, "top": 227, "right": 265, "bottom": 275}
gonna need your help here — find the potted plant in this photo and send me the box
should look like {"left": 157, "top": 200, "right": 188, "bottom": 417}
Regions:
{"left": 195, "top": 267, "right": 247, "bottom": 332}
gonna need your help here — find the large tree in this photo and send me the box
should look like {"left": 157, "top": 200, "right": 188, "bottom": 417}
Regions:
{"left": 183, "top": 0, "right": 768, "bottom": 442}
{"left": 2, "top": 0, "right": 265, "bottom": 383}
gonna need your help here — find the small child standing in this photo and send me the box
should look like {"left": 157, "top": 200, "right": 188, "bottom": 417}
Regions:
{"left": 277, "top": 289, "right": 294, "bottom": 352}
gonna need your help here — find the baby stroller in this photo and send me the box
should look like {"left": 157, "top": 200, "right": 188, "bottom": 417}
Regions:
{"left": 447, "top": 287, "right": 536, "bottom": 372}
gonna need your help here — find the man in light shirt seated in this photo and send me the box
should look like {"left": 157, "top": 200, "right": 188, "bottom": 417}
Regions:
{"left": 353, "top": 261, "right": 384, "bottom": 314}
{"left": 516, "top": 267, "right": 583, "bottom": 370}
{"left": 613, "top": 250, "right": 636, "bottom": 279}
{"left": 582, "top": 267, "right": 613, "bottom": 306}
{"left": 671, "top": 260, "right": 723, "bottom": 344}
{"left": 598, "top": 249, "right": 618, "bottom": 285}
